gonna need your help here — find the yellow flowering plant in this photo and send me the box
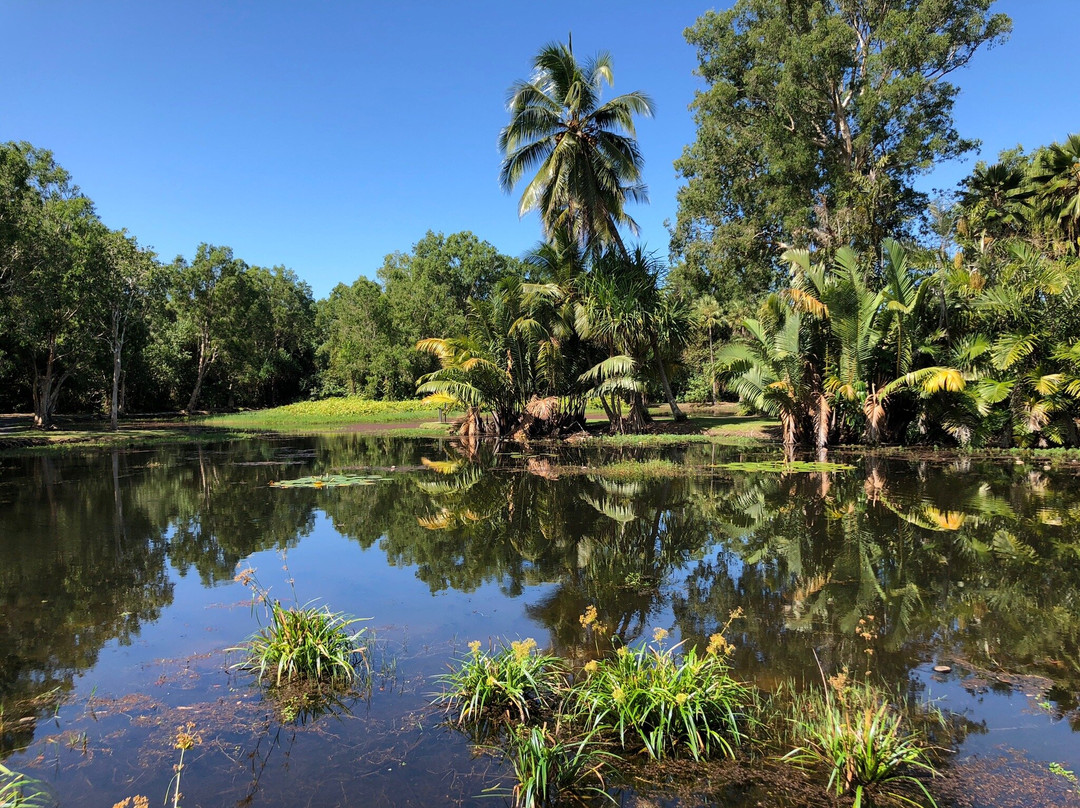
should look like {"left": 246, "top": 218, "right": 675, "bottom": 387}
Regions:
{"left": 571, "top": 634, "right": 749, "bottom": 761}
{"left": 435, "top": 637, "right": 567, "bottom": 726}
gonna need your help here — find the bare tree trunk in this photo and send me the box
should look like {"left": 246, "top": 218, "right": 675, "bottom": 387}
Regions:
{"left": 111, "top": 342, "right": 122, "bottom": 431}
{"left": 650, "top": 333, "right": 686, "bottom": 421}
{"left": 186, "top": 332, "right": 213, "bottom": 413}
{"left": 708, "top": 327, "right": 718, "bottom": 405}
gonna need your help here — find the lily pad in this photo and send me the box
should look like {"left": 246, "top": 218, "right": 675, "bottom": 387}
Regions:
{"left": 269, "top": 474, "right": 384, "bottom": 488}
{"left": 711, "top": 460, "right": 855, "bottom": 473}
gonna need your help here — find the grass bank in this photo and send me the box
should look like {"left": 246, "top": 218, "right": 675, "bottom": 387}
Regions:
{"left": 0, "top": 415, "right": 255, "bottom": 455}
{"left": 201, "top": 397, "right": 445, "bottom": 431}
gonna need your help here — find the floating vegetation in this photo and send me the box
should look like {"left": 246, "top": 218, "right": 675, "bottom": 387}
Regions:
{"left": 591, "top": 459, "right": 687, "bottom": 479}
{"left": 268, "top": 473, "right": 384, "bottom": 488}
{"left": 712, "top": 460, "right": 855, "bottom": 473}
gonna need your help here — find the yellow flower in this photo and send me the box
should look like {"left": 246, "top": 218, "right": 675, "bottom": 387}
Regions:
{"left": 611, "top": 686, "right": 625, "bottom": 703}
{"left": 675, "top": 693, "right": 688, "bottom": 706}
{"left": 652, "top": 627, "right": 670, "bottom": 643}
{"left": 706, "top": 633, "right": 731, "bottom": 656}
{"left": 511, "top": 637, "right": 537, "bottom": 660}
{"left": 579, "top": 605, "right": 598, "bottom": 628}
{"left": 584, "top": 660, "right": 599, "bottom": 674}
{"left": 728, "top": 607, "right": 744, "bottom": 621}
{"left": 486, "top": 676, "right": 498, "bottom": 687}
{"left": 468, "top": 640, "right": 482, "bottom": 655}
{"left": 616, "top": 646, "right": 629, "bottom": 658}
{"left": 174, "top": 722, "right": 202, "bottom": 751}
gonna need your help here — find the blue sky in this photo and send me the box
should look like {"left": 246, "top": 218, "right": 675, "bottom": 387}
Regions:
{"left": 2, "top": 1, "right": 1076, "bottom": 298}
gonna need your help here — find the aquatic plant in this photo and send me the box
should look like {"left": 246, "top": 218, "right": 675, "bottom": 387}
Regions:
{"left": 268, "top": 473, "right": 383, "bottom": 488}
{"left": 239, "top": 600, "right": 369, "bottom": 685}
{"left": 231, "top": 566, "right": 370, "bottom": 686}
{"left": 0, "top": 763, "right": 50, "bottom": 808}
{"left": 490, "top": 725, "right": 615, "bottom": 808}
{"left": 712, "top": 459, "right": 855, "bottom": 473}
{"left": 168, "top": 723, "right": 202, "bottom": 808}
{"left": 436, "top": 638, "right": 567, "bottom": 725}
{"left": 572, "top": 627, "right": 749, "bottom": 761}
{"left": 783, "top": 675, "right": 940, "bottom": 808}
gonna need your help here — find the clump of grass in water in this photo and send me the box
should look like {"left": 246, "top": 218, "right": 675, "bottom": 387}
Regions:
{"left": 0, "top": 763, "right": 51, "bottom": 808}
{"left": 231, "top": 566, "right": 370, "bottom": 687}
{"left": 435, "top": 638, "right": 567, "bottom": 725}
{"left": 783, "top": 668, "right": 942, "bottom": 808}
{"left": 572, "top": 613, "right": 750, "bottom": 761}
{"left": 487, "top": 725, "right": 616, "bottom": 808}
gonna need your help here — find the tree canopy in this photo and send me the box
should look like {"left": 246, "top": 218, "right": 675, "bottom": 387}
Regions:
{"left": 672, "top": 0, "right": 1011, "bottom": 302}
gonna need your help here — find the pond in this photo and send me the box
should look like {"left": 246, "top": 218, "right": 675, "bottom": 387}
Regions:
{"left": 1, "top": 435, "right": 1079, "bottom": 807}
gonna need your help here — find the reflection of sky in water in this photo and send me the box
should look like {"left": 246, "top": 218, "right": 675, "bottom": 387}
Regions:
{"left": 2, "top": 437, "right": 1079, "bottom": 806}
{"left": 923, "top": 665, "right": 1080, "bottom": 770}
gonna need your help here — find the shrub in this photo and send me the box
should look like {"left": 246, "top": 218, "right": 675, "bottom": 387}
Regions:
{"left": 572, "top": 628, "right": 750, "bottom": 761}
{"left": 783, "top": 675, "right": 941, "bottom": 808}
{"left": 436, "top": 638, "right": 567, "bottom": 725}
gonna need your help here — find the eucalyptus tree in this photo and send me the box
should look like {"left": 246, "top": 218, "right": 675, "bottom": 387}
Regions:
{"left": 97, "top": 229, "right": 159, "bottom": 428}
{"left": 674, "top": 0, "right": 1011, "bottom": 298}
{"left": 498, "top": 38, "right": 653, "bottom": 253}
{"left": 0, "top": 143, "right": 106, "bottom": 427}
{"left": 167, "top": 244, "right": 252, "bottom": 412}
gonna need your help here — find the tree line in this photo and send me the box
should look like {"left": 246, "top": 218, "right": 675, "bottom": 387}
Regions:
{"left": 669, "top": 0, "right": 1080, "bottom": 449}
{"left": 0, "top": 141, "right": 526, "bottom": 427}
{"left": 6, "top": 0, "right": 1080, "bottom": 448}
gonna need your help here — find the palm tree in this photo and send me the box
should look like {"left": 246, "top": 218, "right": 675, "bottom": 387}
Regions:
{"left": 498, "top": 38, "right": 654, "bottom": 253}
{"left": 576, "top": 247, "right": 687, "bottom": 431}
{"left": 1031, "top": 133, "right": 1080, "bottom": 252}
{"left": 717, "top": 294, "right": 824, "bottom": 451}
{"left": 693, "top": 295, "right": 725, "bottom": 404}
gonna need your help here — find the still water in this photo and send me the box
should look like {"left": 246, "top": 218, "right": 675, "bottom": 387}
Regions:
{"left": 1, "top": 435, "right": 1078, "bottom": 806}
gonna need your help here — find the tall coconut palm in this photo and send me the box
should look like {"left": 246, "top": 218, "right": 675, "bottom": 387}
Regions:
{"left": 498, "top": 38, "right": 654, "bottom": 253}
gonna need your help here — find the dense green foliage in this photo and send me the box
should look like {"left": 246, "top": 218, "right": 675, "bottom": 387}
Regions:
{"left": 0, "top": 140, "right": 519, "bottom": 423}
{"left": 672, "top": 0, "right": 1010, "bottom": 301}
{"left": 5, "top": 10, "right": 1078, "bottom": 451}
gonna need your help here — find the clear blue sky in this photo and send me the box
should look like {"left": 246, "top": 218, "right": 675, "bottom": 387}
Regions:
{"left": 2, "top": 1, "right": 1076, "bottom": 298}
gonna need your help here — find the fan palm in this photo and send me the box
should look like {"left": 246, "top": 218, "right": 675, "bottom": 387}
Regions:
{"left": 498, "top": 38, "right": 653, "bottom": 253}
{"left": 1031, "top": 133, "right": 1080, "bottom": 252}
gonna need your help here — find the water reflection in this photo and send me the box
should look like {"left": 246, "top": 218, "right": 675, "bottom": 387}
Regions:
{"left": 1, "top": 436, "right": 1079, "bottom": 786}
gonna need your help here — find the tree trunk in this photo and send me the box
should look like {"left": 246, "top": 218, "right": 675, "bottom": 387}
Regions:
{"left": 709, "top": 327, "right": 717, "bottom": 405}
{"left": 186, "top": 332, "right": 214, "bottom": 413}
{"left": 111, "top": 342, "right": 122, "bottom": 431}
{"left": 649, "top": 333, "right": 686, "bottom": 421}
{"left": 626, "top": 391, "right": 650, "bottom": 433}
{"left": 32, "top": 341, "right": 68, "bottom": 429}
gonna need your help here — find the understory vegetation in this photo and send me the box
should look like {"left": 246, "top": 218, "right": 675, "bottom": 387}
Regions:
{"left": 435, "top": 614, "right": 945, "bottom": 808}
